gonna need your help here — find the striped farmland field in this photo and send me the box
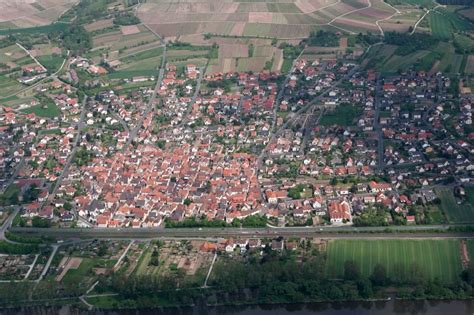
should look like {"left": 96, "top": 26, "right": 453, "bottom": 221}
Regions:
{"left": 325, "top": 239, "right": 462, "bottom": 283}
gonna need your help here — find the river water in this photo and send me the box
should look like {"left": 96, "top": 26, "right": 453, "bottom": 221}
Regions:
{"left": 2, "top": 300, "right": 474, "bottom": 315}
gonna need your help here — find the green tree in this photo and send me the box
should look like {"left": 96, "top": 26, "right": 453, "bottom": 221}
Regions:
{"left": 370, "top": 264, "right": 388, "bottom": 286}
{"left": 344, "top": 260, "right": 360, "bottom": 281}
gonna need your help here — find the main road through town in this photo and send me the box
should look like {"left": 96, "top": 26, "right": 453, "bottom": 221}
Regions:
{"left": 9, "top": 225, "right": 474, "bottom": 241}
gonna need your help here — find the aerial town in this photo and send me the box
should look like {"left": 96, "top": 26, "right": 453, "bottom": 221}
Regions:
{"left": 0, "top": 0, "right": 474, "bottom": 310}
{"left": 1, "top": 49, "right": 472, "bottom": 229}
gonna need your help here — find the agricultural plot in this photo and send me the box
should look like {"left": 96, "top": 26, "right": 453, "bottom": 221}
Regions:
{"left": 379, "top": 50, "right": 430, "bottom": 73}
{"left": 84, "top": 19, "right": 115, "bottom": 32}
{"left": 428, "top": 11, "right": 453, "bottom": 40}
{"left": 465, "top": 55, "right": 474, "bottom": 74}
{"left": 89, "top": 25, "right": 164, "bottom": 67}
{"left": 0, "top": 75, "right": 25, "bottom": 98}
{"left": 208, "top": 43, "right": 278, "bottom": 73}
{"left": 325, "top": 239, "right": 462, "bottom": 283}
{"left": 467, "top": 240, "right": 474, "bottom": 264}
{"left": 428, "top": 7, "right": 473, "bottom": 40}
{"left": 436, "top": 188, "right": 474, "bottom": 224}
{"left": 459, "top": 8, "right": 474, "bottom": 21}
{"left": 0, "top": 0, "right": 78, "bottom": 29}
{"left": 267, "top": 3, "right": 302, "bottom": 13}
{"left": 133, "top": 240, "right": 212, "bottom": 283}
{"left": 455, "top": 34, "right": 474, "bottom": 53}
{"left": 379, "top": 10, "right": 422, "bottom": 32}
{"left": 385, "top": 0, "right": 436, "bottom": 8}
{"left": 138, "top": 0, "right": 400, "bottom": 40}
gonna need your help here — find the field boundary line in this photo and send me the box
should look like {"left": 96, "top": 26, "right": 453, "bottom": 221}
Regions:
{"left": 374, "top": 0, "right": 400, "bottom": 36}
{"left": 16, "top": 43, "right": 47, "bottom": 72}
{"left": 410, "top": 2, "right": 443, "bottom": 35}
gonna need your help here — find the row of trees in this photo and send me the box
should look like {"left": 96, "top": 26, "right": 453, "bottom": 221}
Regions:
{"left": 384, "top": 32, "right": 438, "bottom": 56}
{"left": 96, "top": 251, "right": 474, "bottom": 308}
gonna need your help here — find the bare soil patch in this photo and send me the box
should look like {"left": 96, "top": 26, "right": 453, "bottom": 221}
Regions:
{"left": 55, "top": 257, "right": 83, "bottom": 282}
{"left": 85, "top": 19, "right": 114, "bottom": 32}
{"left": 121, "top": 25, "right": 141, "bottom": 35}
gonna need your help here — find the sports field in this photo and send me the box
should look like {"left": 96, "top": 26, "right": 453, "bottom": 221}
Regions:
{"left": 436, "top": 188, "right": 474, "bottom": 224}
{"left": 325, "top": 239, "right": 462, "bottom": 283}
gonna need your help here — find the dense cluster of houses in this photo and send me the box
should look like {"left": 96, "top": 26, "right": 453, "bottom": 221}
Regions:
{"left": 0, "top": 52, "right": 472, "bottom": 228}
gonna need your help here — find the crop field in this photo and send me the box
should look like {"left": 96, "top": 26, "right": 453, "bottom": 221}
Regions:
{"left": 379, "top": 10, "right": 421, "bottom": 32}
{"left": 84, "top": 19, "right": 114, "bottom": 32}
{"left": 138, "top": 0, "right": 401, "bottom": 39}
{"left": 133, "top": 241, "right": 212, "bottom": 284}
{"left": 0, "top": 44, "right": 29, "bottom": 67}
{"left": 0, "top": 0, "right": 78, "bottom": 29}
{"left": 0, "top": 75, "right": 25, "bottom": 98}
{"left": 88, "top": 25, "right": 164, "bottom": 65}
{"left": 465, "top": 55, "right": 474, "bottom": 74}
{"left": 325, "top": 239, "right": 462, "bottom": 283}
{"left": 454, "top": 34, "right": 474, "bottom": 53}
{"left": 428, "top": 11, "right": 453, "bottom": 40}
{"left": 380, "top": 50, "right": 428, "bottom": 73}
{"left": 439, "top": 7, "right": 473, "bottom": 32}
{"left": 459, "top": 8, "right": 474, "bottom": 21}
{"left": 436, "top": 188, "right": 474, "bottom": 224}
{"left": 385, "top": 0, "right": 436, "bottom": 8}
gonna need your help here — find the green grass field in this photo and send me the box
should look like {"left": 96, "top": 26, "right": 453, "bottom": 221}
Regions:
{"left": 320, "top": 103, "right": 362, "bottom": 126}
{"left": 436, "top": 188, "right": 474, "bottom": 224}
{"left": 438, "top": 7, "right": 473, "bottom": 32}
{"left": 21, "top": 102, "right": 60, "bottom": 118}
{"left": 455, "top": 34, "right": 474, "bottom": 53}
{"left": 36, "top": 55, "right": 64, "bottom": 72}
{"left": 325, "top": 239, "right": 462, "bottom": 283}
{"left": 429, "top": 11, "right": 453, "bottom": 40}
{"left": 61, "top": 257, "right": 115, "bottom": 286}
{"left": 120, "top": 47, "right": 164, "bottom": 64}
{"left": 467, "top": 240, "right": 474, "bottom": 263}
{"left": 0, "top": 75, "right": 25, "bottom": 98}
{"left": 0, "top": 23, "right": 68, "bottom": 35}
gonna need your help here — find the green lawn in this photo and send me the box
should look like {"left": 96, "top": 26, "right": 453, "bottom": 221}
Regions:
{"left": 61, "top": 257, "right": 115, "bottom": 285}
{"left": 320, "top": 103, "right": 362, "bottom": 126}
{"left": 21, "top": 101, "right": 60, "bottom": 118}
{"left": 36, "top": 55, "right": 64, "bottom": 72}
{"left": 436, "top": 188, "right": 474, "bottom": 224}
{"left": 280, "top": 59, "right": 293, "bottom": 73}
{"left": 325, "top": 239, "right": 462, "bottom": 283}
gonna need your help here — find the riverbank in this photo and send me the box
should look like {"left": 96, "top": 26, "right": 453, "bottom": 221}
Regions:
{"left": 2, "top": 299, "right": 474, "bottom": 314}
